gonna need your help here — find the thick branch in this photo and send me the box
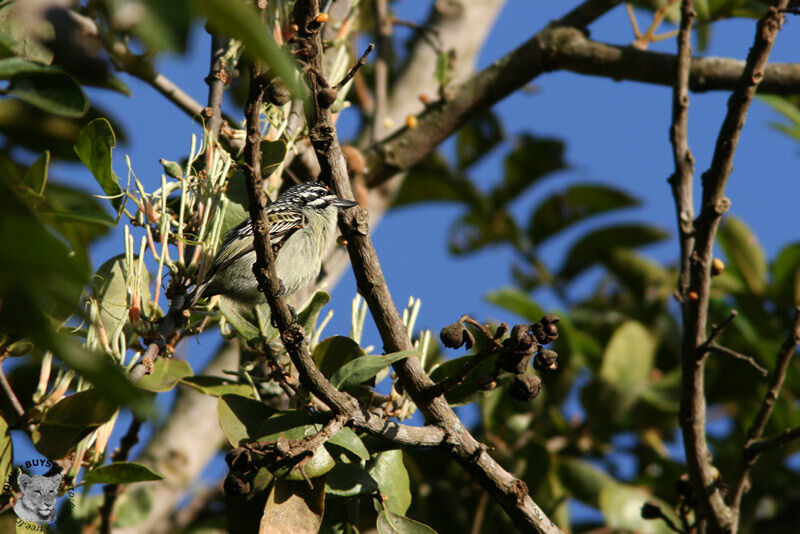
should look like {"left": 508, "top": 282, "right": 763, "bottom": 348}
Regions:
{"left": 678, "top": 4, "right": 788, "bottom": 532}
{"left": 363, "top": 27, "right": 800, "bottom": 189}
{"left": 206, "top": 34, "right": 228, "bottom": 141}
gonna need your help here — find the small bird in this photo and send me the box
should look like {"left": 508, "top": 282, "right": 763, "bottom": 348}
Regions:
{"left": 186, "top": 181, "right": 358, "bottom": 308}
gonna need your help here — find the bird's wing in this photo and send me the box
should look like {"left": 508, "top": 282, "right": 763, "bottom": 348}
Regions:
{"left": 206, "top": 209, "right": 307, "bottom": 279}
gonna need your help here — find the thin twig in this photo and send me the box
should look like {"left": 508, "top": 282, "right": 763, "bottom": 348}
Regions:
{"left": 696, "top": 309, "right": 738, "bottom": 358}
{"left": 372, "top": 0, "right": 391, "bottom": 142}
{"left": 707, "top": 344, "right": 767, "bottom": 376}
{"left": 745, "top": 425, "right": 800, "bottom": 457}
{"left": 668, "top": 0, "right": 696, "bottom": 300}
{"left": 206, "top": 34, "right": 229, "bottom": 142}
{"left": 0, "top": 358, "right": 24, "bottom": 418}
{"left": 727, "top": 306, "right": 800, "bottom": 509}
{"left": 335, "top": 43, "right": 374, "bottom": 90}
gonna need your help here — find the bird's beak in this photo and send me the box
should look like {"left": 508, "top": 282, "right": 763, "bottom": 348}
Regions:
{"left": 331, "top": 197, "right": 359, "bottom": 209}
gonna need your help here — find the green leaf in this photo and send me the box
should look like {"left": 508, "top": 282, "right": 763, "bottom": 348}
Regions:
{"left": 91, "top": 254, "right": 151, "bottom": 345}
{"left": 485, "top": 287, "right": 545, "bottom": 322}
{"left": 601, "top": 248, "right": 670, "bottom": 298}
{"left": 429, "top": 353, "right": 511, "bottom": 406}
{"left": 312, "top": 336, "right": 365, "bottom": 380}
{"left": 599, "top": 321, "right": 656, "bottom": 412}
{"left": 34, "top": 389, "right": 119, "bottom": 459}
{"left": 368, "top": 449, "right": 411, "bottom": 515}
{"left": 377, "top": 510, "right": 438, "bottom": 534}
{"left": 771, "top": 243, "right": 800, "bottom": 306}
{"left": 718, "top": 216, "right": 767, "bottom": 295}
{"left": 262, "top": 478, "right": 325, "bottom": 533}
{"left": 327, "top": 427, "right": 370, "bottom": 460}
{"left": 217, "top": 394, "right": 277, "bottom": 446}
{"left": 528, "top": 184, "right": 639, "bottom": 245}
{"left": 189, "top": 0, "right": 305, "bottom": 99}
{"left": 599, "top": 484, "right": 679, "bottom": 534}
{"left": 112, "top": 487, "right": 154, "bottom": 528}
{"left": 73, "top": 118, "right": 124, "bottom": 210}
{"left": 180, "top": 375, "right": 253, "bottom": 398}
{"left": 492, "top": 134, "right": 566, "bottom": 207}
{"left": 559, "top": 223, "right": 668, "bottom": 280}
{"left": 325, "top": 462, "right": 379, "bottom": 497}
{"left": 556, "top": 457, "right": 616, "bottom": 507}
{"left": 20, "top": 151, "right": 49, "bottom": 196}
{"left": 434, "top": 51, "right": 452, "bottom": 88}
{"left": 298, "top": 291, "right": 331, "bottom": 339}
{"left": 448, "top": 207, "right": 521, "bottom": 255}
{"left": 135, "top": 359, "right": 193, "bottom": 393}
{"left": 260, "top": 140, "right": 287, "bottom": 176}
{"left": 7, "top": 71, "right": 88, "bottom": 118}
{"left": 0, "top": 5, "right": 53, "bottom": 63}
{"left": 330, "top": 351, "right": 417, "bottom": 390}
{"left": 456, "top": 110, "right": 503, "bottom": 171}
{"left": 84, "top": 462, "right": 164, "bottom": 484}
{"left": 0, "top": 57, "right": 52, "bottom": 79}
{"left": 256, "top": 411, "right": 336, "bottom": 479}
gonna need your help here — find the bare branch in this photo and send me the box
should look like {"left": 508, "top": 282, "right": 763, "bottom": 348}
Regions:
{"left": 99, "top": 417, "right": 142, "bottom": 534}
{"left": 206, "top": 34, "right": 229, "bottom": 141}
{"left": 745, "top": 425, "right": 800, "bottom": 457}
{"left": 677, "top": 3, "right": 789, "bottom": 531}
{"left": 727, "top": 306, "right": 800, "bottom": 510}
{"left": 0, "top": 357, "right": 24, "bottom": 419}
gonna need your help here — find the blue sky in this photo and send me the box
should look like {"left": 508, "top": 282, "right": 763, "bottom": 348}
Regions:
{"left": 10, "top": 0, "right": 800, "bottom": 525}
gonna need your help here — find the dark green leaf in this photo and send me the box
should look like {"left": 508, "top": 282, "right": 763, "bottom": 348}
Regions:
{"left": 20, "top": 151, "right": 49, "bottom": 196}
{"left": 492, "top": 134, "right": 566, "bottom": 206}
{"left": 127, "top": 0, "right": 191, "bottom": 52}
{"left": 456, "top": 110, "right": 503, "bottom": 171}
{"left": 771, "top": 243, "right": 800, "bottom": 306}
{"left": 367, "top": 449, "right": 411, "bottom": 515}
{"left": 217, "top": 394, "right": 277, "bottom": 446}
{"left": 377, "top": 510, "right": 438, "bottom": 534}
{"left": 260, "top": 140, "right": 287, "bottom": 177}
{"left": 330, "top": 351, "right": 417, "bottom": 389}
{"left": 312, "top": 336, "right": 365, "bottom": 380}
{"left": 528, "top": 184, "right": 639, "bottom": 245}
{"left": 434, "top": 51, "right": 451, "bottom": 88}
{"left": 448, "top": 208, "right": 521, "bottom": 255}
{"left": 73, "top": 118, "right": 124, "bottom": 210}
{"left": 180, "top": 375, "right": 253, "bottom": 398}
{"left": 7, "top": 71, "right": 88, "bottom": 118}
{"left": 135, "top": 359, "right": 193, "bottom": 393}
{"left": 601, "top": 248, "right": 670, "bottom": 298}
{"left": 559, "top": 223, "right": 668, "bottom": 280}
{"left": 325, "top": 462, "right": 379, "bottom": 497}
{"left": 84, "top": 462, "right": 164, "bottom": 484}
{"left": 718, "top": 216, "right": 767, "bottom": 295}
{"left": 556, "top": 457, "right": 616, "bottom": 507}
{"left": 0, "top": 57, "right": 52, "bottom": 79}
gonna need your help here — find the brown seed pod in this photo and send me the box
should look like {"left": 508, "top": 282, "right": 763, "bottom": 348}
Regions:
{"left": 509, "top": 374, "right": 542, "bottom": 402}
{"left": 317, "top": 87, "right": 338, "bottom": 108}
{"left": 475, "top": 374, "right": 498, "bottom": 391}
{"left": 266, "top": 78, "right": 291, "bottom": 106}
{"left": 440, "top": 321, "right": 474, "bottom": 350}
{"left": 533, "top": 348, "right": 558, "bottom": 371}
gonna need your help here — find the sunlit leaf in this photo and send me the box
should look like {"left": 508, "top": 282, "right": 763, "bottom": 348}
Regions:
{"left": 217, "top": 394, "right": 277, "bottom": 446}
{"left": 599, "top": 320, "right": 656, "bottom": 412}
{"left": 73, "top": 118, "right": 124, "bottom": 210}
{"left": 600, "top": 484, "right": 678, "bottom": 534}
{"left": 327, "top": 427, "right": 370, "bottom": 460}
{"left": 718, "top": 216, "right": 767, "bottom": 295}
{"left": 556, "top": 457, "right": 616, "bottom": 507}
{"left": 367, "top": 449, "right": 411, "bottom": 515}
{"left": 135, "top": 359, "right": 193, "bottom": 393}
{"left": 330, "top": 351, "right": 417, "bottom": 390}
{"left": 84, "top": 462, "right": 164, "bottom": 484}
{"left": 20, "top": 151, "right": 49, "bottom": 196}
{"left": 180, "top": 375, "right": 253, "bottom": 398}
{"left": 485, "top": 287, "right": 545, "bottom": 322}
{"left": 312, "top": 336, "right": 365, "bottom": 380}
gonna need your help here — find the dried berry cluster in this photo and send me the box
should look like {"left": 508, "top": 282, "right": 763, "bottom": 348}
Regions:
{"left": 439, "top": 315, "right": 561, "bottom": 403}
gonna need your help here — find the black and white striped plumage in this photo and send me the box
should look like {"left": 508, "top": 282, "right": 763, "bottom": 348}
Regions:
{"left": 187, "top": 181, "right": 358, "bottom": 307}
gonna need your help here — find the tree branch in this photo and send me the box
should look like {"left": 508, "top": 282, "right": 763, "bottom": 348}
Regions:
{"left": 678, "top": 3, "right": 789, "bottom": 531}
{"left": 668, "top": 0, "right": 696, "bottom": 300}
{"left": 293, "top": 0, "right": 574, "bottom": 531}
{"left": 727, "top": 306, "right": 800, "bottom": 511}
{"left": 99, "top": 417, "right": 142, "bottom": 534}
{"left": 363, "top": 26, "right": 800, "bottom": 189}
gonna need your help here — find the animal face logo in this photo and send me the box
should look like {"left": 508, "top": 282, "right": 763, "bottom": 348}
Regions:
{"left": 14, "top": 472, "right": 61, "bottom": 523}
